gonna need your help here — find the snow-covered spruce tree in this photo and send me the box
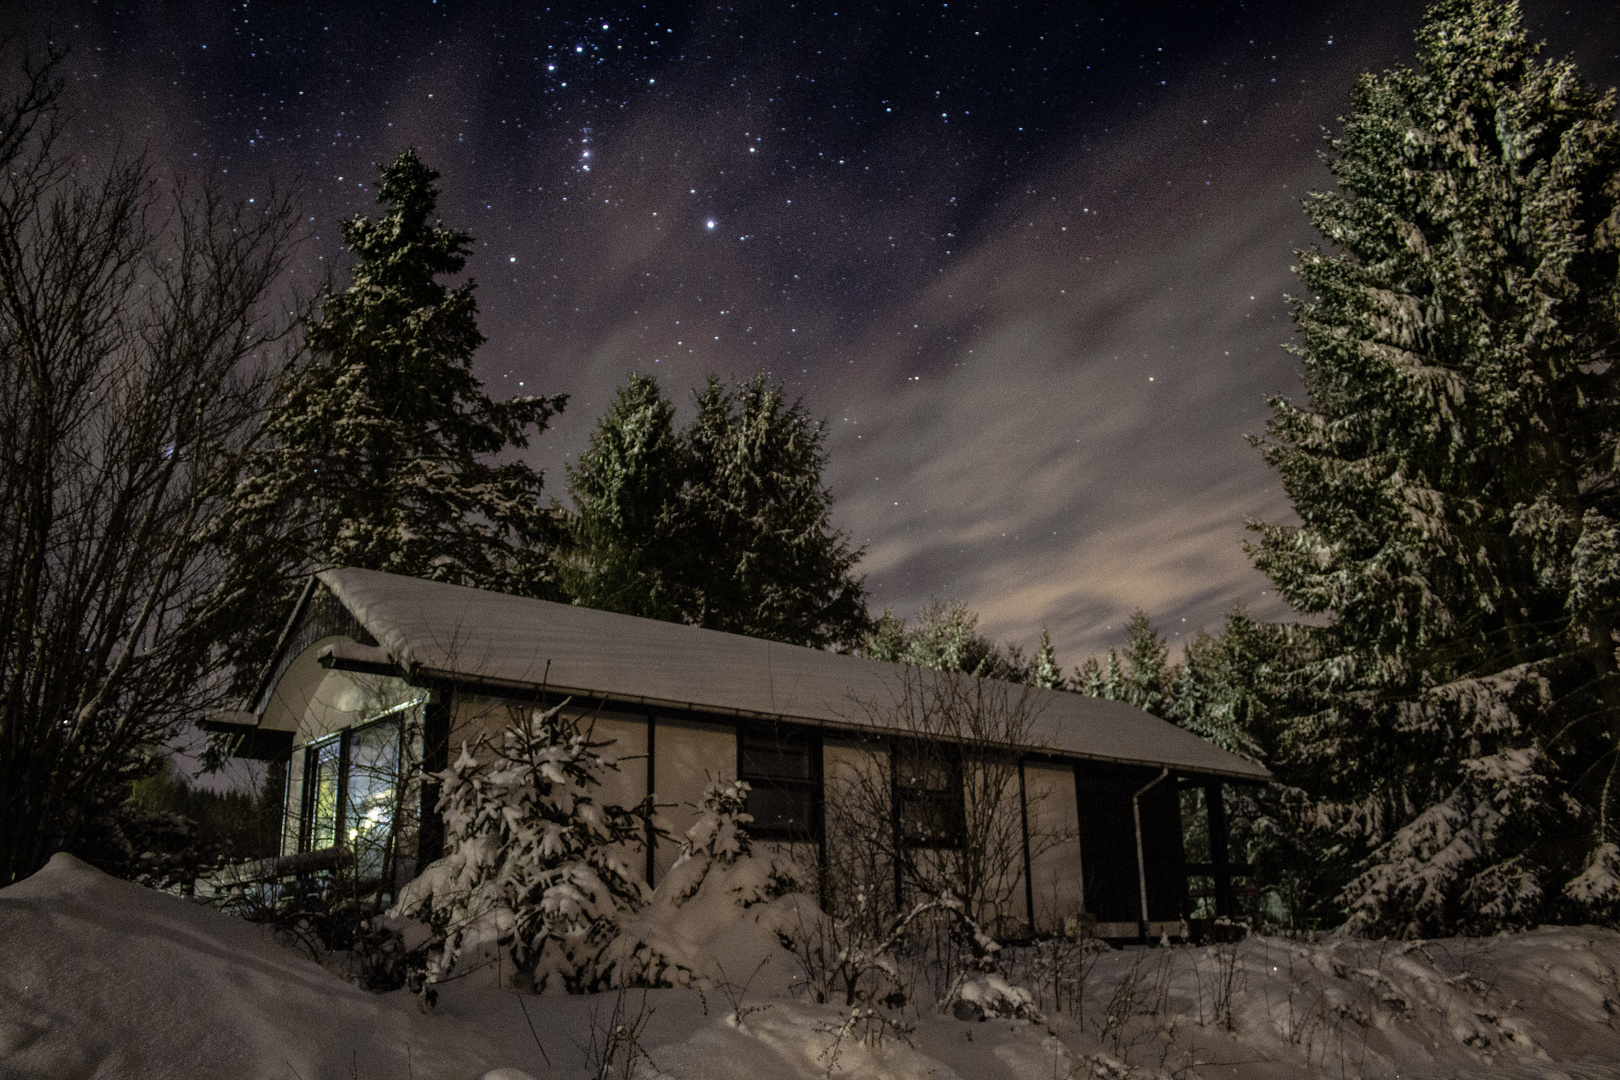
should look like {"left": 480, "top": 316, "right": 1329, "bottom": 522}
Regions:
{"left": 1072, "top": 610, "right": 1175, "bottom": 713}
{"left": 1167, "top": 609, "right": 1273, "bottom": 763}
{"left": 682, "top": 374, "right": 870, "bottom": 649}
{"left": 596, "top": 779, "right": 808, "bottom": 988}
{"left": 861, "top": 599, "right": 1043, "bottom": 683}
{"left": 563, "top": 371, "right": 869, "bottom": 649}
{"left": 391, "top": 703, "right": 651, "bottom": 993}
{"left": 222, "top": 150, "right": 566, "bottom": 680}
{"left": 1031, "top": 630, "right": 1065, "bottom": 690}
{"left": 561, "top": 373, "right": 688, "bottom": 622}
{"left": 1250, "top": 0, "right": 1620, "bottom": 934}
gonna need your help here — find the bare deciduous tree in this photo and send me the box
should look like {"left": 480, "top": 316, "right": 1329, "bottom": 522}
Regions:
{"left": 819, "top": 667, "right": 1073, "bottom": 1000}
{"left": 0, "top": 48, "right": 303, "bottom": 885}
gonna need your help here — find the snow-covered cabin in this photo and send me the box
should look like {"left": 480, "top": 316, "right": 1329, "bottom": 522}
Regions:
{"left": 209, "top": 567, "right": 1270, "bottom": 940}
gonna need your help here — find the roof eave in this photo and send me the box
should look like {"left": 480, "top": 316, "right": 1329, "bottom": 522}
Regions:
{"left": 405, "top": 662, "right": 1273, "bottom": 783}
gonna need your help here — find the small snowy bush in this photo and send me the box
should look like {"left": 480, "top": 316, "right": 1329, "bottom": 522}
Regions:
{"left": 942, "top": 971, "right": 1040, "bottom": 1023}
{"left": 596, "top": 778, "right": 811, "bottom": 988}
{"left": 1565, "top": 842, "right": 1620, "bottom": 923}
{"left": 391, "top": 702, "right": 651, "bottom": 993}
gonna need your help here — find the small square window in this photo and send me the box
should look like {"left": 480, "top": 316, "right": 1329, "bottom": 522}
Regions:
{"left": 738, "top": 730, "right": 820, "bottom": 840}
{"left": 895, "top": 744, "right": 964, "bottom": 848}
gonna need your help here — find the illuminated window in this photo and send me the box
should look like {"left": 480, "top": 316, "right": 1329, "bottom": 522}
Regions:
{"left": 299, "top": 714, "right": 403, "bottom": 879}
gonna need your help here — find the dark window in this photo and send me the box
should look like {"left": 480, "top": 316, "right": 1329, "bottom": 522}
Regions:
{"left": 300, "top": 715, "right": 402, "bottom": 879}
{"left": 895, "top": 744, "right": 964, "bottom": 848}
{"left": 738, "top": 730, "right": 820, "bottom": 840}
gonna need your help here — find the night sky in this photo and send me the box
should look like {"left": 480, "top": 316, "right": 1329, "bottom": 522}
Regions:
{"left": 10, "top": 1, "right": 1619, "bottom": 667}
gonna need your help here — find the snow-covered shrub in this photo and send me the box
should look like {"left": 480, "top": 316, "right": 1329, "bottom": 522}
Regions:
{"left": 595, "top": 778, "right": 811, "bottom": 988}
{"left": 790, "top": 887, "right": 1004, "bottom": 1014}
{"left": 942, "top": 971, "right": 1040, "bottom": 1022}
{"left": 1565, "top": 843, "right": 1620, "bottom": 923}
{"left": 391, "top": 702, "right": 651, "bottom": 993}
{"left": 1342, "top": 744, "right": 1556, "bottom": 937}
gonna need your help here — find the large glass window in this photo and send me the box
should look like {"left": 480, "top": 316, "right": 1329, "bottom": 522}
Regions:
{"left": 306, "top": 737, "right": 342, "bottom": 851}
{"left": 299, "top": 714, "right": 403, "bottom": 881}
{"left": 347, "top": 719, "right": 402, "bottom": 878}
{"left": 738, "top": 730, "right": 820, "bottom": 840}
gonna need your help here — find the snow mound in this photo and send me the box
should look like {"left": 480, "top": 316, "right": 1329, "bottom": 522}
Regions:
{"left": 0, "top": 853, "right": 499, "bottom": 1079}
{"left": 945, "top": 971, "right": 1040, "bottom": 1022}
{"left": 8, "top": 853, "right": 1620, "bottom": 1080}
{"left": 1037, "top": 929, "right": 1620, "bottom": 1079}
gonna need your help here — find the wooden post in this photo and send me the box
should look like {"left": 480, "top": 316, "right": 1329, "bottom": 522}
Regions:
{"left": 1204, "top": 781, "right": 1233, "bottom": 918}
{"left": 1018, "top": 758, "right": 1035, "bottom": 937}
{"left": 417, "top": 690, "right": 452, "bottom": 866}
{"left": 645, "top": 713, "right": 657, "bottom": 886}
{"left": 890, "top": 738, "right": 903, "bottom": 914}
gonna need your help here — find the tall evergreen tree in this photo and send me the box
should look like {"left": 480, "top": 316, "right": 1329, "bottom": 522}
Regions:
{"left": 1167, "top": 608, "right": 1275, "bottom": 762}
{"left": 562, "top": 373, "right": 685, "bottom": 621}
{"left": 682, "top": 374, "right": 869, "bottom": 647}
{"left": 564, "top": 372, "right": 869, "bottom": 650}
{"left": 1032, "top": 630, "right": 1065, "bottom": 690}
{"left": 861, "top": 599, "right": 1038, "bottom": 681}
{"left": 227, "top": 150, "right": 565, "bottom": 677}
{"left": 1250, "top": 0, "right": 1620, "bottom": 934}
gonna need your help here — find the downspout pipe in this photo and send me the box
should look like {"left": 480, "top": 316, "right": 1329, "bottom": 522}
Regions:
{"left": 1133, "top": 768, "right": 1171, "bottom": 936}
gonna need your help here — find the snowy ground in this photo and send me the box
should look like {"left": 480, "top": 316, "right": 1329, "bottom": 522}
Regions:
{"left": 6, "top": 855, "right": 1620, "bottom": 1079}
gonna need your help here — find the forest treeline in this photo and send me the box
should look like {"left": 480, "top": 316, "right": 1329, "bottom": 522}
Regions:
{"left": 2, "top": 0, "right": 1618, "bottom": 938}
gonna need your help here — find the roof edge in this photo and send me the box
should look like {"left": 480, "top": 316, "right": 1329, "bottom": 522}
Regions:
{"left": 406, "top": 663, "right": 1273, "bottom": 782}
{"left": 248, "top": 575, "right": 320, "bottom": 717}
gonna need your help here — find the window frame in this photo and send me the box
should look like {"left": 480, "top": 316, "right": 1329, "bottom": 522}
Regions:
{"left": 297, "top": 709, "right": 409, "bottom": 861}
{"left": 735, "top": 725, "right": 823, "bottom": 843}
{"left": 892, "top": 740, "right": 966, "bottom": 850}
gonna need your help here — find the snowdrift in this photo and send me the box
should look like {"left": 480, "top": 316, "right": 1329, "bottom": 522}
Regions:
{"left": 0, "top": 854, "right": 501, "bottom": 1079}
{"left": 7, "top": 854, "right": 1620, "bottom": 1079}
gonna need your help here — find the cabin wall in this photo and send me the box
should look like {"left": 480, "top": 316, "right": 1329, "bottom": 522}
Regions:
{"left": 976, "top": 767, "right": 1030, "bottom": 940}
{"left": 1074, "top": 765, "right": 1187, "bottom": 929}
{"left": 576, "top": 709, "right": 651, "bottom": 887}
{"left": 649, "top": 716, "right": 737, "bottom": 884}
{"left": 448, "top": 692, "right": 510, "bottom": 747}
{"left": 268, "top": 665, "right": 1188, "bottom": 937}
{"left": 820, "top": 736, "right": 892, "bottom": 916}
{"left": 1139, "top": 777, "right": 1188, "bottom": 922}
{"left": 1024, "top": 761, "right": 1083, "bottom": 936}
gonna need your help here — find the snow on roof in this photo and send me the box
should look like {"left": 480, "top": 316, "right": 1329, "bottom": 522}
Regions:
{"left": 317, "top": 567, "right": 1271, "bottom": 781}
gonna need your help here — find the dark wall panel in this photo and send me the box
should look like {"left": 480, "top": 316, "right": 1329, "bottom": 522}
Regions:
{"left": 1074, "top": 770, "right": 1140, "bottom": 923}
{"left": 1074, "top": 766, "right": 1188, "bottom": 924}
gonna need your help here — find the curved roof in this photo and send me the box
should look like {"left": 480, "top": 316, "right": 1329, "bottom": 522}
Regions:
{"left": 316, "top": 567, "right": 1271, "bottom": 782}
